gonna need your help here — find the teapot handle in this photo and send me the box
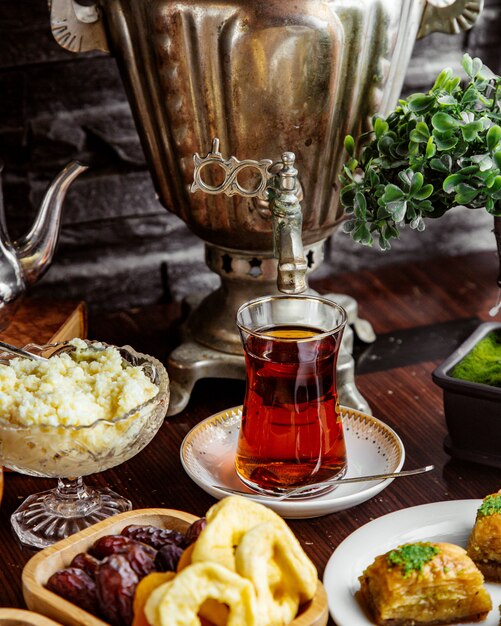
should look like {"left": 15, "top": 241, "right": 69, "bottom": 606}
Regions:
{"left": 48, "top": 0, "right": 109, "bottom": 52}
{"left": 418, "top": 0, "right": 483, "bottom": 39}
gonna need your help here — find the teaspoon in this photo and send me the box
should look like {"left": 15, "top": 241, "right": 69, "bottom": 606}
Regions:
{"left": 0, "top": 340, "right": 48, "bottom": 362}
{"left": 212, "top": 464, "right": 434, "bottom": 502}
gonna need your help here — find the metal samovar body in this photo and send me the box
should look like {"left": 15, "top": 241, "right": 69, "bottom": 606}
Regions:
{"left": 49, "top": 0, "right": 482, "bottom": 413}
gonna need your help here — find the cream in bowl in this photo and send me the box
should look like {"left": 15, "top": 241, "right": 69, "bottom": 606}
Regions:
{"left": 0, "top": 339, "right": 169, "bottom": 549}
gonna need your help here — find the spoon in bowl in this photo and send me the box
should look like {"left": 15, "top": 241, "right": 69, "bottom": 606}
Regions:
{"left": 212, "top": 464, "right": 435, "bottom": 501}
{"left": 0, "top": 340, "right": 48, "bottom": 362}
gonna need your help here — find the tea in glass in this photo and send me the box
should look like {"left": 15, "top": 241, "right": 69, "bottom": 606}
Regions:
{"left": 235, "top": 295, "right": 347, "bottom": 496}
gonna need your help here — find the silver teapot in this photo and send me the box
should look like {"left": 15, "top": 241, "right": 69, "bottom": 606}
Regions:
{"left": 0, "top": 161, "right": 87, "bottom": 330}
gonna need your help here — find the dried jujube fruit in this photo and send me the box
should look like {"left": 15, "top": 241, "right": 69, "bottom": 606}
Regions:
{"left": 119, "top": 542, "right": 157, "bottom": 579}
{"left": 95, "top": 554, "right": 139, "bottom": 626}
{"left": 70, "top": 552, "right": 100, "bottom": 578}
{"left": 154, "top": 543, "right": 184, "bottom": 572}
{"left": 185, "top": 517, "right": 207, "bottom": 545}
{"left": 89, "top": 534, "right": 136, "bottom": 559}
{"left": 46, "top": 567, "right": 99, "bottom": 614}
{"left": 121, "top": 524, "right": 186, "bottom": 549}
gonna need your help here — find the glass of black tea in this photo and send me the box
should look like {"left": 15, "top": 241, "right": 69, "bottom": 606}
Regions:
{"left": 235, "top": 294, "right": 347, "bottom": 497}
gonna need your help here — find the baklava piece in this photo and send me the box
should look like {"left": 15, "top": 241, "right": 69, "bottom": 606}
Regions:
{"left": 359, "top": 541, "right": 492, "bottom": 626}
{"left": 467, "top": 492, "right": 501, "bottom": 582}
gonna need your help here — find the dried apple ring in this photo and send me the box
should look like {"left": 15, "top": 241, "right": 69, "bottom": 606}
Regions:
{"left": 191, "top": 496, "right": 283, "bottom": 571}
{"left": 144, "top": 561, "right": 261, "bottom": 626}
{"left": 235, "top": 520, "right": 318, "bottom": 625}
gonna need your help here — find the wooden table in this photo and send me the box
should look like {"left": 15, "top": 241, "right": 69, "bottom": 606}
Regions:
{"left": 1, "top": 251, "right": 501, "bottom": 623}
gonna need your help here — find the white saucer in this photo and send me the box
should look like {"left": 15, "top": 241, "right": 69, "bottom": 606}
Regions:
{"left": 180, "top": 405, "right": 405, "bottom": 519}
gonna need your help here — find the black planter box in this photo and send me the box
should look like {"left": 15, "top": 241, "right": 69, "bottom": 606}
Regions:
{"left": 432, "top": 321, "right": 501, "bottom": 469}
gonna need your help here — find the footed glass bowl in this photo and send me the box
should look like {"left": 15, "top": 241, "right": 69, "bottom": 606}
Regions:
{"left": 0, "top": 340, "right": 169, "bottom": 548}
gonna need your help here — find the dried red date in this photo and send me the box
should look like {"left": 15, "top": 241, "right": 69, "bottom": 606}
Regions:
{"left": 46, "top": 567, "right": 99, "bottom": 614}
{"left": 121, "top": 524, "right": 185, "bottom": 549}
{"left": 89, "top": 534, "right": 135, "bottom": 559}
{"left": 95, "top": 554, "right": 138, "bottom": 626}
{"left": 70, "top": 552, "right": 100, "bottom": 578}
{"left": 119, "top": 542, "right": 157, "bottom": 579}
{"left": 154, "top": 543, "right": 184, "bottom": 572}
{"left": 185, "top": 517, "right": 207, "bottom": 545}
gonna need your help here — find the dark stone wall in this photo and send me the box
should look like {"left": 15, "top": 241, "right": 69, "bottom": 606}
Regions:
{"left": 1, "top": 1, "right": 500, "bottom": 311}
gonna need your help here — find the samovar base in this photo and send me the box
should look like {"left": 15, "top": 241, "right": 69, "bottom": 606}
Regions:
{"left": 167, "top": 333, "right": 371, "bottom": 416}
{"left": 166, "top": 242, "right": 374, "bottom": 416}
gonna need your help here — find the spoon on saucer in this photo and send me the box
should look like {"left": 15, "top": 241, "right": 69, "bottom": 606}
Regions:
{"left": 212, "top": 464, "right": 434, "bottom": 502}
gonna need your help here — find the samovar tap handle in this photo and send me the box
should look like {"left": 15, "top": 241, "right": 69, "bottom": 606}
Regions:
{"left": 191, "top": 139, "right": 308, "bottom": 294}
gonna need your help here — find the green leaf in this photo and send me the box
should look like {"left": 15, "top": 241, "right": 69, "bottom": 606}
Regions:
{"left": 487, "top": 126, "right": 501, "bottom": 152}
{"left": 478, "top": 155, "right": 493, "bottom": 172}
{"left": 433, "top": 68, "right": 453, "bottom": 91}
{"left": 434, "top": 132, "right": 458, "bottom": 151}
{"left": 461, "top": 121, "right": 483, "bottom": 142}
{"left": 409, "top": 121, "right": 430, "bottom": 143}
{"left": 407, "top": 94, "right": 435, "bottom": 113}
{"left": 374, "top": 117, "right": 389, "bottom": 140}
{"left": 354, "top": 191, "right": 367, "bottom": 219}
{"left": 437, "top": 95, "right": 457, "bottom": 106}
{"left": 410, "top": 172, "right": 424, "bottom": 195}
{"left": 368, "top": 168, "right": 380, "bottom": 187}
{"left": 382, "top": 184, "right": 405, "bottom": 203}
{"left": 377, "top": 135, "right": 395, "bottom": 156}
{"left": 342, "top": 220, "right": 356, "bottom": 233}
{"left": 430, "top": 157, "right": 450, "bottom": 173}
{"left": 414, "top": 184, "right": 433, "bottom": 200}
{"left": 378, "top": 234, "right": 392, "bottom": 251}
{"left": 454, "top": 183, "right": 479, "bottom": 204}
{"left": 410, "top": 216, "right": 425, "bottom": 231}
{"left": 344, "top": 135, "right": 355, "bottom": 156}
{"left": 386, "top": 199, "right": 407, "bottom": 223}
{"left": 494, "top": 151, "right": 501, "bottom": 169}
{"left": 460, "top": 86, "right": 479, "bottom": 106}
{"left": 462, "top": 53, "right": 474, "bottom": 77}
{"left": 425, "top": 137, "right": 436, "bottom": 159}
{"left": 398, "top": 170, "right": 413, "bottom": 189}
{"left": 443, "top": 173, "right": 463, "bottom": 193}
{"left": 432, "top": 112, "right": 459, "bottom": 132}
{"left": 444, "top": 77, "right": 461, "bottom": 93}
{"left": 471, "top": 56, "right": 483, "bottom": 78}
{"left": 352, "top": 222, "right": 373, "bottom": 246}
{"left": 489, "top": 176, "right": 501, "bottom": 194}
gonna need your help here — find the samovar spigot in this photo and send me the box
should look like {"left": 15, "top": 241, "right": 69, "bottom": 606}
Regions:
{"left": 191, "top": 138, "right": 308, "bottom": 294}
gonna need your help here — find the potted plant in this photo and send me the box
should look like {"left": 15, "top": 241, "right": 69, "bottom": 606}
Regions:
{"left": 339, "top": 56, "right": 501, "bottom": 467}
{"left": 340, "top": 53, "right": 501, "bottom": 282}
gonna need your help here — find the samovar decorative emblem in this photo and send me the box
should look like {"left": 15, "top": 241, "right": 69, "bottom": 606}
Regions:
{"left": 192, "top": 139, "right": 307, "bottom": 295}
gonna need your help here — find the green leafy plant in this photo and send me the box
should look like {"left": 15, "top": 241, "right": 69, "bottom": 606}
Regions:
{"left": 341, "top": 54, "right": 501, "bottom": 251}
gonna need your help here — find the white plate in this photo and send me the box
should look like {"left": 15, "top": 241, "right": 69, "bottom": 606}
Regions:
{"left": 324, "top": 499, "right": 501, "bottom": 626}
{"left": 180, "top": 405, "right": 405, "bottom": 519}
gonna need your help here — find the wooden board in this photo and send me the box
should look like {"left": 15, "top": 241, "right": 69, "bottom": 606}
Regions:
{"left": 0, "top": 609, "right": 62, "bottom": 626}
{"left": 22, "top": 508, "right": 328, "bottom": 626}
{"left": 0, "top": 300, "right": 87, "bottom": 347}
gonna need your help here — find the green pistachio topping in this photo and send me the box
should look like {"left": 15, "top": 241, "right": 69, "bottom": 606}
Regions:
{"left": 478, "top": 494, "right": 501, "bottom": 517}
{"left": 387, "top": 543, "right": 440, "bottom": 577}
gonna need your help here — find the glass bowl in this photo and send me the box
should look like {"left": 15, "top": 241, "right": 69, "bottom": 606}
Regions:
{"left": 0, "top": 340, "right": 169, "bottom": 548}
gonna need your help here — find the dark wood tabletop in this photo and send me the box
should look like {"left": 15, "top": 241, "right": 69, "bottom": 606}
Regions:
{"left": 1, "top": 250, "right": 501, "bottom": 624}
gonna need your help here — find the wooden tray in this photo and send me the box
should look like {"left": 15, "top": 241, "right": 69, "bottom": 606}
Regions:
{"left": 22, "top": 508, "right": 328, "bottom": 626}
{"left": 0, "top": 608, "right": 62, "bottom": 626}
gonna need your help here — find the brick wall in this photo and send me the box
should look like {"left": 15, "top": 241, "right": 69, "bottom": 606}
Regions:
{"left": 1, "top": 0, "right": 500, "bottom": 311}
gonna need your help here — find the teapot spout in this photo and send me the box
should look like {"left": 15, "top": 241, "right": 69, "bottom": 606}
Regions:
{"left": 15, "top": 161, "right": 88, "bottom": 286}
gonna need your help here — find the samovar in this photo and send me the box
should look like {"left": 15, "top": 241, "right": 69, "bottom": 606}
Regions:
{"left": 49, "top": 0, "right": 482, "bottom": 414}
